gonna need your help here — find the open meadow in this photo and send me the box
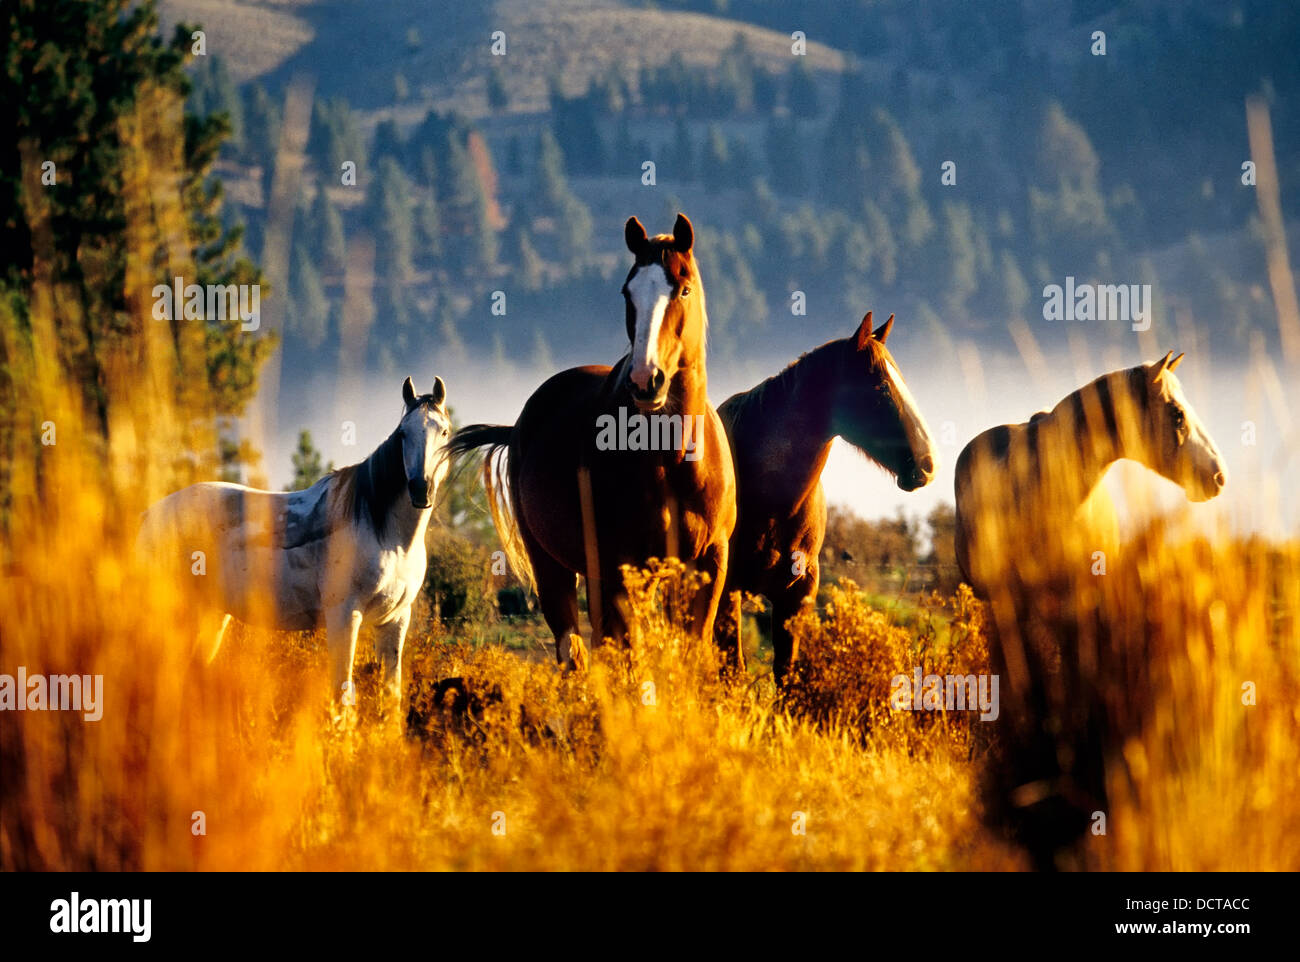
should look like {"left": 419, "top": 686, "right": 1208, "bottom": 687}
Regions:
{"left": 3, "top": 0, "right": 1299, "bottom": 880}
{"left": 3, "top": 358, "right": 1297, "bottom": 870}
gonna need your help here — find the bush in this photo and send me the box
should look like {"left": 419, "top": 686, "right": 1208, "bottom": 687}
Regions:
{"left": 785, "top": 580, "right": 990, "bottom": 752}
{"left": 423, "top": 532, "right": 493, "bottom": 627}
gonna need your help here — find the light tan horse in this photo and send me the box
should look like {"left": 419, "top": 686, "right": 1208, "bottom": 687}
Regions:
{"left": 954, "top": 352, "right": 1226, "bottom": 599}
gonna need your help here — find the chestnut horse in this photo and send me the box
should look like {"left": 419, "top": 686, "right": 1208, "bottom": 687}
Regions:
{"left": 448, "top": 214, "right": 736, "bottom": 667}
{"left": 716, "top": 312, "right": 938, "bottom": 685}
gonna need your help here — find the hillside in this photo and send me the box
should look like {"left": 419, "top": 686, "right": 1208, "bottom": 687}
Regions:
{"left": 160, "top": 0, "right": 849, "bottom": 110}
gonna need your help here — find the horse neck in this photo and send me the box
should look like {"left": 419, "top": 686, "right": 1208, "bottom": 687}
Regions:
{"left": 742, "top": 343, "right": 839, "bottom": 507}
{"left": 1039, "top": 372, "right": 1131, "bottom": 505}
{"left": 386, "top": 495, "right": 433, "bottom": 551}
{"left": 355, "top": 429, "right": 429, "bottom": 551}
{"left": 672, "top": 355, "right": 710, "bottom": 416}
{"left": 671, "top": 306, "right": 711, "bottom": 416}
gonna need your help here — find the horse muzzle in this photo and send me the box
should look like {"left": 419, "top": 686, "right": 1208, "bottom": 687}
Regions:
{"left": 407, "top": 478, "right": 432, "bottom": 508}
{"left": 627, "top": 366, "right": 668, "bottom": 412}
{"left": 1190, "top": 465, "right": 1227, "bottom": 502}
{"left": 897, "top": 455, "right": 936, "bottom": 492}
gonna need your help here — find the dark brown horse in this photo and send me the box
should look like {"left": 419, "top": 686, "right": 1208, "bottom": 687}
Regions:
{"left": 448, "top": 214, "right": 736, "bottom": 667}
{"left": 716, "top": 312, "right": 937, "bottom": 686}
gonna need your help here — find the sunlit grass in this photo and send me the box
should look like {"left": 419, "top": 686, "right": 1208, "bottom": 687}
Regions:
{"left": 4, "top": 432, "right": 1296, "bottom": 870}
{"left": 2, "top": 277, "right": 1297, "bottom": 872}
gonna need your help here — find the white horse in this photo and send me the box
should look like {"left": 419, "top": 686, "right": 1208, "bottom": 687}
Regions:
{"left": 138, "top": 376, "right": 451, "bottom": 714}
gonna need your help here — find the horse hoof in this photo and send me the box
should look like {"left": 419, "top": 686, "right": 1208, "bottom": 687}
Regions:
{"left": 566, "top": 633, "right": 589, "bottom": 674}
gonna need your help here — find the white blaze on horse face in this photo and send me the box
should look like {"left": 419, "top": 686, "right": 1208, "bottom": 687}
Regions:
{"left": 884, "top": 358, "right": 937, "bottom": 475}
{"left": 401, "top": 404, "right": 449, "bottom": 504}
{"left": 1163, "top": 371, "right": 1225, "bottom": 498}
{"left": 627, "top": 264, "right": 672, "bottom": 392}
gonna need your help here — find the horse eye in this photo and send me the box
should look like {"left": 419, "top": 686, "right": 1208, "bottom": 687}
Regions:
{"left": 680, "top": 286, "right": 691, "bottom": 299}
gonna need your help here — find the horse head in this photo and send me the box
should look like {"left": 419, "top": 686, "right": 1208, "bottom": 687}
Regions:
{"left": 1136, "top": 351, "right": 1226, "bottom": 502}
{"left": 399, "top": 375, "right": 451, "bottom": 508}
{"left": 833, "top": 311, "right": 937, "bottom": 492}
{"left": 620, "top": 213, "right": 707, "bottom": 412}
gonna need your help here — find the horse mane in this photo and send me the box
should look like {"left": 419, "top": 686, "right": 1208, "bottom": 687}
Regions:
{"left": 722, "top": 339, "right": 840, "bottom": 429}
{"left": 330, "top": 428, "right": 406, "bottom": 535}
{"left": 723, "top": 336, "right": 895, "bottom": 468}
{"left": 1044, "top": 365, "right": 1150, "bottom": 456}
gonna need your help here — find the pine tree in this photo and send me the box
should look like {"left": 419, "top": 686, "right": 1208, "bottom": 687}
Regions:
{"left": 242, "top": 83, "right": 281, "bottom": 170}
{"left": 533, "top": 128, "right": 568, "bottom": 209}
{"left": 787, "top": 59, "right": 819, "bottom": 117}
{"left": 703, "top": 125, "right": 730, "bottom": 193}
{"left": 311, "top": 97, "right": 365, "bottom": 182}
{"left": 309, "top": 186, "right": 346, "bottom": 275}
{"left": 765, "top": 118, "right": 807, "bottom": 195}
{"left": 415, "top": 188, "right": 442, "bottom": 259}
{"left": 208, "top": 56, "right": 243, "bottom": 154}
{"left": 999, "top": 249, "right": 1031, "bottom": 319}
{"left": 369, "top": 157, "right": 415, "bottom": 279}
{"left": 672, "top": 118, "right": 695, "bottom": 182}
{"left": 372, "top": 118, "right": 405, "bottom": 169}
{"left": 289, "top": 242, "right": 330, "bottom": 349}
{"left": 1, "top": 0, "right": 274, "bottom": 451}
{"left": 514, "top": 228, "right": 545, "bottom": 291}
{"left": 286, "top": 429, "right": 332, "bottom": 490}
{"left": 185, "top": 108, "right": 277, "bottom": 420}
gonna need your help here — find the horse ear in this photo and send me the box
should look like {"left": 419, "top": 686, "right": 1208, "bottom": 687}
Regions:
{"left": 672, "top": 212, "right": 694, "bottom": 253}
{"left": 431, "top": 376, "right": 446, "bottom": 407}
{"left": 854, "top": 311, "right": 873, "bottom": 351}
{"left": 402, "top": 376, "right": 417, "bottom": 410}
{"left": 873, "top": 313, "right": 895, "bottom": 344}
{"left": 1151, "top": 351, "right": 1175, "bottom": 383}
{"left": 1167, "top": 351, "right": 1185, "bottom": 372}
{"left": 625, "top": 216, "right": 648, "bottom": 255}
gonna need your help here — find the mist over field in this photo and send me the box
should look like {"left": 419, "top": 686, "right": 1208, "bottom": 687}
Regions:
{"left": 272, "top": 344, "right": 1299, "bottom": 536}
{"left": 147, "top": 0, "right": 1300, "bottom": 537}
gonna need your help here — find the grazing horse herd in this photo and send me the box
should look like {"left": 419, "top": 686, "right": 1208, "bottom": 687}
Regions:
{"left": 140, "top": 213, "right": 1227, "bottom": 718}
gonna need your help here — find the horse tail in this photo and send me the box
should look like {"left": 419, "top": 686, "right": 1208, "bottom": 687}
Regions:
{"left": 445, "top": 423, "right": 513, "bottom": 463}
{"left": 446, "top": 424, "right": 536, "bottom": 593}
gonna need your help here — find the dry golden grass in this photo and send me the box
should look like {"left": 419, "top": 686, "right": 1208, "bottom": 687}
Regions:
{"left": 4, "top": 428, "right": 1297, "bottom": 870}
{"left": 0, "top": 431, "right": 1017, "bottom": 870}
{"left": 2, "top": 273, "right": 1297, "bottom": 873}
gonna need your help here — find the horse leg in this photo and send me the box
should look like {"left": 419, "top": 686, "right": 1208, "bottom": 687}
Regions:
{"left": 196, "top": 612, "right": 232, "bottom": 665}
{"left": 772, "top": 563, "right": 818, "bottom": 690}
{"left": 528, "top": 547, "right": 583, "bottom": 670}
{"left": 375, "top": 609, "right": 410, "bottom": 709}
{"left": 690, "top": 540, "right": 733, "bottom": 667}
{"left": 591, "top": 559, "right": 633, "bottom": 650}
{"left": 326, "top": 607, "right": 363, "bottom": 720}
{"left": 711, "top": 587, "right": 745, "bottom": 673}
{"left": 770, "top": 604, "right": 798, "bottom": 691}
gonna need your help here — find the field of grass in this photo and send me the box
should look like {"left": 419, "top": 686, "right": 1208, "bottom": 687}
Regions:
{"left": 3, "top": 409, "right": 1297, "bottom": 870}
{"left": 2, "top": 240, "right": 1297, "bottom": 870}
